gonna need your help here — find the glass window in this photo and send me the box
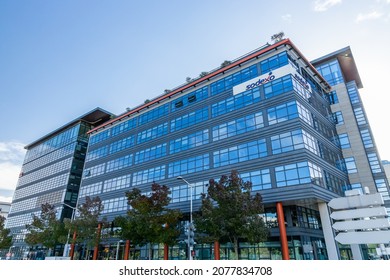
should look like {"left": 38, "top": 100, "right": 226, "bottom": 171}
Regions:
{"left": 267, "top": 101, "right": 298, "bottom": 125}
{"left": 376, "top": 179, "right": 390, "bottom": 201}
{"left": 106, "top": 154, "right": 133, "bottom": 173}
{"left": 211, "top": 87, "right": 260, "bottom": 118}
{"left": 213, "top": 139, "right": 267, "bottom": 168}
{"left": 360, "top": 129, "right": 373, "bottom": 148}
{"left": 326, "top": 91, "right": 338, "bottom": 105}
{"left": 103, "top": 174, "right": 132, "bottom": 193}
{"left": 241, "top": 169, "right": 271, "bottom": 190}
{"left": 316, "top": 60, "right": 344, "bottom": 86}
{"left": 137, "top": 123, "right": 168, "bottom": 143}
{"left": 171, "top": 107, "right": 208, "bottom": 132}
{"left": 333, "top": 111, "right": 344, "bottom": 125}
{"left": 212, "top": 112, "right": 263, "bottom": 141}
{"left": 260, "top": 52, "right": 288, "bottom": 73}
{"left": 353, "top": 107, "right": 367, "bottom": 126}
{"left": 338, "top": 134, "right": 350, "bottom": 149}
{"left": 271, "top": 129, "right": 318, "bottom": 155}
{"left": 264, "top": 75, "right": 293, "bottom": 99}
{"left": 133, "top": 165, "right": 166, "bottom": 185}
{"left": 171, "top": 87, "right": 208, "bottom": 112}
{"left": 367, "top": 153, "right": 382, "bottom": 173}
{"left": 111, "top": 118, "right": 137, "bottom": 137}
{"left": 346, "top": 82, "right": 360, "bottom": 104}
{"left": 89, "top": 129, "right": 111, "bottom": 146}
{"left": 135, "top": 143, "right": 166, "bottom": 164}
{"left": 138, "top": 104, "right": 169, "bottom": 126}
{"left": 170, "top": 130, "right": 209, "bottom": 154}
{"left": 110, "top": 136, "right": 135, "bottom": 154}
{"left": 86, "top": 145, "right": 108, "bottom": 162}
{"left": 344, "top": 157, "right": 358, "bottom": 174}
{"left": 211, "top": 64, "right": 258, "bottom": 95}
{"left": 170, "top": 181, "right": 208, "bottom": 203}
{"left": 168, "top": 154, "right": 209, "bottom": 178}
{"left": 275, "top": 161, "right": 323, "bottom": 187}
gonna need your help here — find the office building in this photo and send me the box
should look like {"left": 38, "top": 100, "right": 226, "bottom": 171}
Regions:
{"left": 80, "top": 38, "right": 390, "bottom": 260}
{"left": 7, "top": 38, "right": 390, "bottom": 260}
{"left": 4, "top": 108, "right": 112, "bottom": 258}
{"left": 312, "top": 49, "right": 390, "bottom": 212}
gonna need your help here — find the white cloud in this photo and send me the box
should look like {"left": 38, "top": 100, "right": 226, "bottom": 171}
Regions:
{"left": 0, "top": 142, "right": 25, "bottom": 202}
{"left": 356, "top": 11, "right": 383, "bottom": 22}
{"left": 0, "top": 142, "right": 26, "bottom": 163}
{"left": 0, "top": 195, "right": 12, "bottom": 203}
{"left": 313, "top": 0, "right": 342, "bottom": 12}
{"left": 0, "top": 162, "right": 21, "bottom": 191}
{"left": 281, "top": 14, "right": 292, "bottom": 23}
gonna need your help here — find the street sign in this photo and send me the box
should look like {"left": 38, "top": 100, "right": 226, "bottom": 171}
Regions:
{"left": 332, "top": 218, "right": 390, "bottom": 231}
{"left": 330, "top": 206, "right": 388, "bottom": 220}
{"left": 328, "top": 193, "right": 384, "bottom": 210}
{"left": 335, "top": 231, "right": 390, "bottom": 245}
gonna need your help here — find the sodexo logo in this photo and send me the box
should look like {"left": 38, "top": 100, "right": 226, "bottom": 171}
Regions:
{"left": 245, "top": 72, "right": 275, "bottom": 90}
{"left": 294, "top": 73, "right": 310, "bottom": 90}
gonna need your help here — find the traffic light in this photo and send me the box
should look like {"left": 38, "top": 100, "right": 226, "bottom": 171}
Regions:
{"left": 185, "top": 222, "right": 195, "bottom": 246}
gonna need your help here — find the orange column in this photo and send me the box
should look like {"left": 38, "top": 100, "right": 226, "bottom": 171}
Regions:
{"left": 93, "top": 223, "right": 102, "bottom": 260}
{"left": 276, "top": 202, "right": 290, "bottom": 260}
{"left": 164, "top": 244, "right": 169, "bottom": 260}
{"left": 124, "top": 240, "right": 130, "bottom": 260}
{"left": 70, "top": 230, "right": 77, "bottom": 260}
{"left": 214, "top": 240, "right": 220, "bottom": 260}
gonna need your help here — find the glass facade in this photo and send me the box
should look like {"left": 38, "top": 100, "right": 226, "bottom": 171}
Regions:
{"left": 78, "top": 44, "right": 349, "bottom": 260}
{"left": 9, "top": 41, "right": 388, "bottom": 260}
{"left": 314, "top": 51, "right": 390, "bottom": 246}
{"left": 4, "top": 109, "right": 112, "bottom": 258}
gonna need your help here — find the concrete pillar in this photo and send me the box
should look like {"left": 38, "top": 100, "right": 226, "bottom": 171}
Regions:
{"left": 318, "top": 202, "right": 339, "bottom": 260}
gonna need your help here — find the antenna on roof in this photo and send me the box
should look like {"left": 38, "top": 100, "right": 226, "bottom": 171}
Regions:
{"left": 271, "top": 32, "right": 285, "bottom": 43}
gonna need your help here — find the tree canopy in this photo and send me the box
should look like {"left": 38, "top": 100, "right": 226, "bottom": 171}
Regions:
{"left": 25, "top": 203, "right": 67, "bottom": 252}
{"left": 195, "top": 170, "right": 268, "bottom": 259}
{"left": 64, "top": 196, "right": 106, "bottom": 252}
{"left": 114, "top": 182, "right": 182, "bottom": 259}
{"left": 0, "top": 215, "right": 12, "bottom": 250}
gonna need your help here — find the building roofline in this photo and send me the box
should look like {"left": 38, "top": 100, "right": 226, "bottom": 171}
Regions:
{"left": 311, "top": 46, "right": 363, "bottom": 89}
{"left": 88, "top": 38, "right": 331, "bottom": 134}
{"left": 25, "top": 107, "right": 113, "bottom": 149}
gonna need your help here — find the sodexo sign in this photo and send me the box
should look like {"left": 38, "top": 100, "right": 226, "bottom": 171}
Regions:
{"left": 232, "top": 63, "right": 311, "bottom": 95}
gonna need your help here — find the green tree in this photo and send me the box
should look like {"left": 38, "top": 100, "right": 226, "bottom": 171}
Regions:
{"left": 64, "top": 196, "right": 106, "bottom": 259}
{"left": 0, "top": 215, "right": 12, "bottom": 250}
{"left": 25, "top": 203, "right": 67, "bottom": 255}
{"left": 195, "top": 170, "right": 268, "bottom": 259}
{"left": 114, "top": 182, "right": 182, "bottom": 260}
{"left": 220, "top": 60, "right": 232, "bottom": 68}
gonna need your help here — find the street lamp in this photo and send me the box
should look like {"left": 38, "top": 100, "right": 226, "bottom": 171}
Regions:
{"left": 177, "top": 176, "right": 194, "bottom": 260}
{"left": 61, "top": 202, "right": 78, "bottom": 257}
{"left": 116, "top": 240, "right": 124, "bottom": 260}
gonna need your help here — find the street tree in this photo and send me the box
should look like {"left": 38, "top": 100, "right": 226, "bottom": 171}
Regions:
{"left": 25, "top": 203, "right": 67, "bottom": 255}
{"left": 64, "top": 196, "right": 106, "bottom": 259}
{"left": 195, "top": 170, "right": 268, "bottom": 259}
{"left": 114, "top": 182, "right": 182, "bottom": 260}
{"left": 0, "top": 215, "right": 12, "bottom": 250}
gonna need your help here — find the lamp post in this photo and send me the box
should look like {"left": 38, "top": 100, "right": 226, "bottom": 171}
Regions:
{"left": 177, "top": 176, "right": 194, "bottom": 260}
{"left": 116, "top": 240, "right": 124, "bottom": 260}
{"left": 61, "top": 202, "right": 78, "bottom": 257}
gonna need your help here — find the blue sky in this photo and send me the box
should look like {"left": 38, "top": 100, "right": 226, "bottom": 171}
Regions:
{"left": 1, "top": 0, "right": 390, "bottom": 202}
